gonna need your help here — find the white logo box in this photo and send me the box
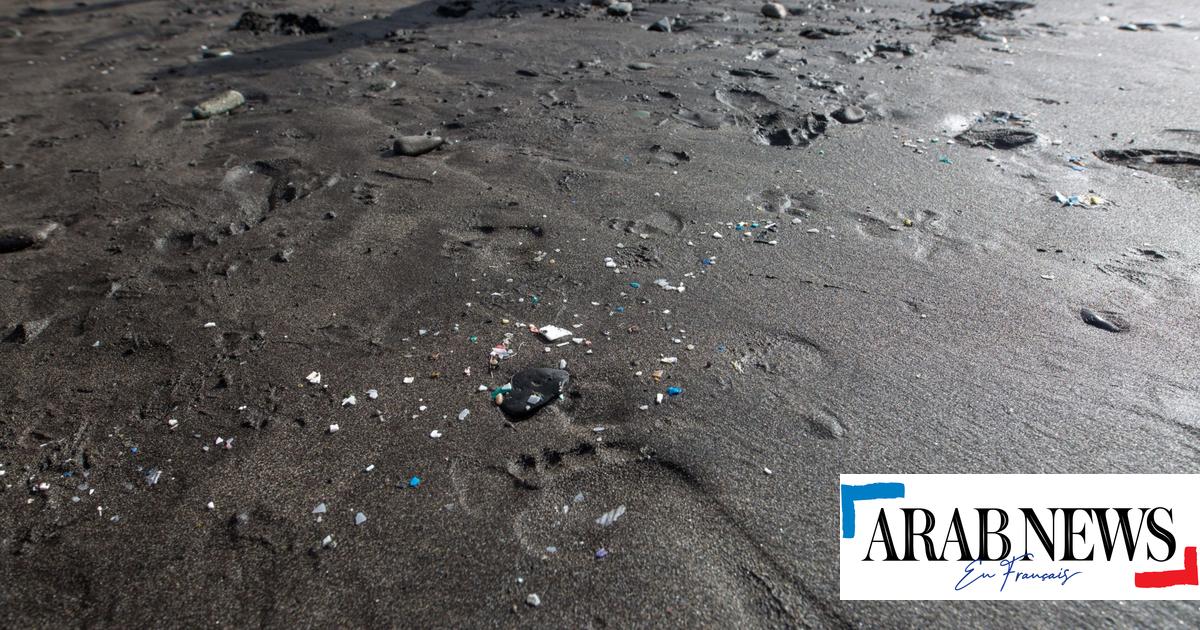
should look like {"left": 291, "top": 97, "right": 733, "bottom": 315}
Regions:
{"left": 839, "top": 474, "right": 1200, "bottom": 600}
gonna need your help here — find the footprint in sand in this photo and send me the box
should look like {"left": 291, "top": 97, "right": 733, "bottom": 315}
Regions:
{"left": 503, "top": 444, "right": 821, "bottom": 626}
{"left": 1095, "top": 149, "right": 1200, "bottom": 194}
{"left": 604, "top": 209, "right": 683, "bottom": 238}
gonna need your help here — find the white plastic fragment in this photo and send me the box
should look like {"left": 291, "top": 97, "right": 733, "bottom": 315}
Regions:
{"left": 430, "top": 430, "right": 443, "bottom": 438}
{"left": 595, "top": 505, "right": 627, "bottom": 527}
{"left": 328, "top": 423, "right": 340, "bottom": 433}
{"left": 342, "top": 395, "right": 357, "bottom": 407}
{"left": 403, "top": 376, "right": 415, "bottom": 384}
{"left": 355, "top": 512, "right": 367, "bottom": 525}
{"left": 306, "top": 371, "right": 322, "bottom": 385}
{"left": 539, "top": 325, "right": 572, "bottom": 342}
{"left": 313, "top": 502, "right": 328, "bottom": 514}
{"left": 653, "top": 278, "right": 685, "bottom": 292}
{"left": 203, "top": 322, "right": 217, "bottom": 328}
{"left": 526, "top": 593, "right": 542, "bottom": 607}
{"left": 458, "top": 409, "right": 470, "bottom": 421}
{"left": 367, "top": 389, "right": 379, "bottom": 399}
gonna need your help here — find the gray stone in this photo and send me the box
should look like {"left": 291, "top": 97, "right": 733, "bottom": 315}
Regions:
{"left": 192, "top": 90, "right": 245, "bottom": 119}
{"left": 1080, "top": 308, "right": 1124, "bottom": 333}
{"left": 761, "top": 3, "right": 787, "bottom": 19}
{"left": 607, "top": 2, "right": 633, "bottom": 17}
{"left": 394, "top": 135, "right": 445, "bottom": 157}
{"left": 832, "top": 105, "right": 866, "bottom": 124}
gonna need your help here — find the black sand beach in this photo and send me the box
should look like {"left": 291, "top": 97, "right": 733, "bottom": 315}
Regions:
{"left": 2, "top": 0, "right": 1199, "bottom": 626}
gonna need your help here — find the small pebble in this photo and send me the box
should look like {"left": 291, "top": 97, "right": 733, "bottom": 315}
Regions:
{"left": 761, "top": 2, "right": 787, "bottom": 19}
{"left": 394, "top": 135, "right": 444, "bottom": 157}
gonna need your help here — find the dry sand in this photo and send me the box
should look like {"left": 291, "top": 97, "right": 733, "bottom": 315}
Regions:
{"left": 2, "top": 0, "right": 1199, "bottom": 626}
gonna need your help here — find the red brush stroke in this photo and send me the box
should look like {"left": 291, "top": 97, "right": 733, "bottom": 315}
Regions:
{"left": 1135, "top": 546, "right": 1198, "bottom": 588}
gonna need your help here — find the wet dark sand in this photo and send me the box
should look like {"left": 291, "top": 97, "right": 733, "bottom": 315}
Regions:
{"left": 2, "top": 0, "right": 1199, "bottom": 626}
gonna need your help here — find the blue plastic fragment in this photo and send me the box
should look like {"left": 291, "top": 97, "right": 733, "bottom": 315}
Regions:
{"left": 409, "top": 476, "right": 422, "bottom": 488}
{"left": 666, "top": 386, "right": 683, "bottom": 396}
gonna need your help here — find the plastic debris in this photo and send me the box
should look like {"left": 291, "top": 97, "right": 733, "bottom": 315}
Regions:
{"left": 595, "top": 548, "right": 609, "bottom": 559}
{"left": 498, "top": 368, "right": 569, "bottom": 420}
{"left": 409, "top": 476, "right": 422, "bottom": 488}
{"left": 430, "top": 430, "right": 443, "bottom": 438}
{"left": 306, "top": 371, "right": 321, "bottom": 385}
{"left": 653, "top": 278, "right": 685, "bottom": 292}
{"left": 313, "top": 502, "right": 327, "bottom": 514}
{"left": 458, "top": 409, "right": 470, "bottom": 421}
{"left": 595, "top": 505, "right": 627, "bottom": 526}
{"left": 1053, "top": 191, "right": 1105, "bottom": 207}
{"left": 355, "top": 512, "right": 367, "bottom": 525}
{"left": 341, "top": 394, "right": 357, "bottom": 407}
{"left": 525, "top": 593, "right": 542, "bottom": 607}
{"left": 666, "top": 386, "right": 683, "bottom": 396}
{"left": 539, "top": 325, "right": 572, "bottom": 342}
